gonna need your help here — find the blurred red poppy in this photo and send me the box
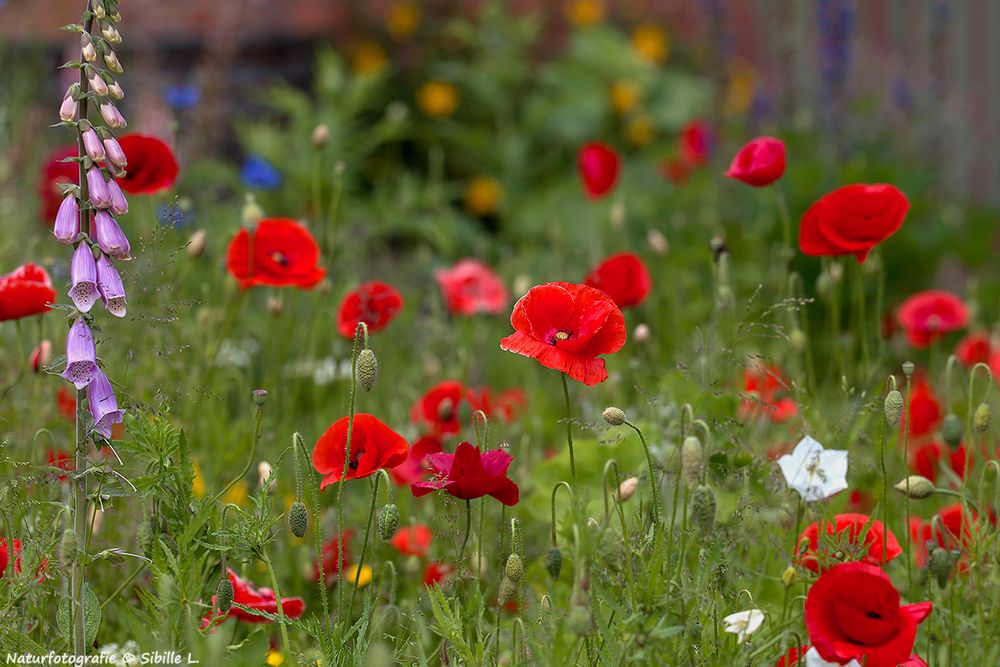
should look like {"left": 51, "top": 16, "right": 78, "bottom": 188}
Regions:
{"left": 313, "top": 529, "right": 354, "bottom": 585}
{"left": 116, "top": 134, "right": 179, "bottom": 194}
{"left": 799, "top": 184, "right": 909, "bottom": 263}
{"left": 411, "top": 381, "right": 469, "bottom": 436}
{"left": 0, "top": 538, "right": 22, "bottom": 576}
{"left": 423, "top": 561, "right": 455, "bottom": 587}
{"left": 739, "top": 362, "right": 797, "bottom": 423}
{"left": 411, "top": 442, "right": 519, "bottom": 505}
{"left": 901, "top": 376, "right": 941, "bottom": 440}
{"left": 500, "top": 282, "right": 626, "bottom": 386}
{"left": 435, "top": 259, "right": 508, "bottom": 316}
{"left": 726, "top": 136, "right": 786, "bottom": 187}
{"left": 577, "top": 142, "right": 620, "bottom": 200}
{"left": 38, "top": 145, "right": 78, "bottom": 223}
{"left": 468, "top": 387, "right": 526, "bottom": 422}
{"left": 0, "top": 263, "right": 56, "bottom": 321}
{"left": 57, "top": 387, "right": 76, "bottom": 420}
{"left": 390, "top": 434, "right": 442, "bottom": 486}
{"left": 773, "top": 645, "right": 809, "bottom": 667}
{"left": 659, "top": 156, "right": 691, "bottom": 184}
{"left": 584, "top": 252, "right": 652, "bottom": 308}
{"left": 908, "top": 440, "right": 968, "bottom": 484}
{"left": 46, "top": 450, "right": 74, "bottom": 483}
{"left": 391, "top": 525, "right": 432, "bottom": 557}
{"left": 336, "top": 281, "right": 404, "bottom": 339}
{"left": 896, "top": 290, "right": 968, "bottom": 348}
{"left": 313, "top": 414, "right": 409, "bottom": 489}
{"left": 202, "top": 568, "right": 304, "bottom": 629}
{"left": 226, "top": 218, "right": 325, "bottom": 290}
{"left": 909, "top": 503, "right": 992, "bottom": 569}
{"left": 679, "top": 120, "right": 711, "bottom": 167}
{"left": 794, "top": 514, "right": 901, "bottom": 573}
{"left": 955, "top": 332, "right": 992, "bottom": 367}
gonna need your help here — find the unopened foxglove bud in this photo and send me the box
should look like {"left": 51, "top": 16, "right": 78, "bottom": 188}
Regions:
{"left": 93, "top": 210, "right": 130, "bottom": 259}
{"left": 88, "top": 72, "right": 109, "bottom": 97}
{"left": 894, "top": 475, "right": 935, "bottom": 499}
{"left": 690, "top": 485, "right": 716, "bottom": 532}
{"left": 504, "top": 553, "right": 523, "bottom": 582}
{"left": 107, "top": 80, "right": 124, "bottom": 101}
{"left": 93, "top": 2, "right": 106, "bottom": 18}
{"left": 82, "top": 128, "right": 105, "bottom": 161}
{"left": 215, "top": 577, "right": 234, "bottom": 613}
{"left": 378, "top": 503, "right": 399, "bottom": 541}
{"left": 103, "top": 136, "right": 127, "bottom": 169}
{"left": 357, "top": 348, "right": 378, "bottom": 392}
{"left": 602, "top": 406, "right": 626, "bottom": 426}
{"left": 106, "top": 178, "right": 128, "bottom": 216}
{"left": 81, "top": 34, "right": 97, "bottom": 62}
{"left": 104, "top": 49, "right": 123, "bottom": 73}
{"left": 941, "top": 414, "right": 963, "bottom": 450}
{"left": 884, "top": 390, "right": 903, "bottom": 425}
{"left": 288, "top": 501, "right": 308, "bottom": 538}
{"left": 100, "top": 102, "right": 126, "bottom": 129}
{"left": 59, "top": 89, "right": 79, "bottom": 122}
{"left": 973, "top": 403, "right": 991, "bottom": 432}
{"left": 53, "top": 194, "right": 80, "bottom": 243}
{"left": 87, "top": 167, "right": 111, "bottom": 208}
{"left": 101, "top": 23, "right": 121, "bottom": 44}
{"left": 544, "top": 546, "right": 562, "bottom": 579}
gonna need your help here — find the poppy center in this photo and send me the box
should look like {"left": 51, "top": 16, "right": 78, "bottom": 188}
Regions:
{"left": 547, "top": 330, "right": 573, "bottom": 345}
{"left": 348, "top": 447, "right": 365, "bottom": 471}
{"left": 437, "top": 399, "right": 456, "bottom": 422}
{"left": 270, "top": 251, "right": 289, "bottom": 267}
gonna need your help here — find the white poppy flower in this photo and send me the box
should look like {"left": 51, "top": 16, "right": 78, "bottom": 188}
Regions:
{"left": 723, "top": 608, "right": 765, "bottom": 643}
{"left": 805, "top": 646, "right": 862, "bottom": 667}
{"left": 777, "top": 435, "right": 849, "bottom": 502}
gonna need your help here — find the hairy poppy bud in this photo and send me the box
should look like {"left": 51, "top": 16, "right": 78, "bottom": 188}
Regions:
{"left": 216, "top": 577, "right": 234, "bottom": 614}
{"left": 781, "top": 566, "right": 797, "bottom": 588}
{"left": 617, "top": 476, "right": 639, "bottom": 502}
{"left": 378, "top": 503, "right": 400, "bottom": 541}
{"left": 544, "top": 546, "right": 562, "bottom": 579}
{"left": 894, "top": 475, "right": 935, "bottom": 499}
{"left": 510, "top": 517, "right": 522, "bottom": 557}
{"left": 941, "top": 414, "right": 963, "bottom": 450}
{"left": 357, "top": 348, "right": 379, "bottom": 392}
{"left": 567, "top": 604, "right": 593, "bottom": 636}
{"left": 602, "top": 407, "right": 626, "bottom": 426}
{"left": 504, "top": 553, "right": 523, "bottom": 582}
{"left": 498, "top": 575, "right": 518, "bottom": 605}
{"left": 973, "top": 403, "right": 991, "bottom": 432}
{"left": 288, "top": 501, "right": 308, "bottom": 538}
{"left": 681, "top": 435, "right": 703, "bottom": 486}
{"left": 884, "top": 389, "right": 903, "bottom": 426}
{"left": 60, "top": 528, "right": 77, "bottom": 568}
{"left": 929, "top": 547, "right": 957, "bottom": 588}
{"left": 690, "top": 485, "right": 716, "bottom": 532}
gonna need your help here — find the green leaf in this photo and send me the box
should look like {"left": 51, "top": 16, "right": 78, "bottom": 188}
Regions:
{"left": 56, "top": 583, "right": 102, "bottom": 646}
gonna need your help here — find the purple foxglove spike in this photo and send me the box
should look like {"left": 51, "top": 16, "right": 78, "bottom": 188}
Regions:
{"left": 95, "top": 253, "right": 127, "bottom": 318}
{"left": 69, "top": 243, "right": 100, "bottom": 312}
{"left": 99, "top": 102, "right": 127, "bottom": 129}
{"left": 62, "top": 318, "right": 98, "bottom": 389}
{"left": 106, "top": 178, "right": 129, "bottom": 216}
{"left": 103, "top": 137, "right": 127, "bottom": 169}
{"left": 82, "top": 128, "right": 106, "bottom": 162}
{"left": 87, "top": 368, "right": 124, "bottom": 439}
{"left": 87, "top": 167, "right": 111, "bottom": 209}
{"left": 53, "top": 194, "right": 80, "bottom": 244}
{"left": 59, "top": 93, "right": 78, "bottom": 122}
{"left": 93, "top": 211, "right": 131, "bottom": 259}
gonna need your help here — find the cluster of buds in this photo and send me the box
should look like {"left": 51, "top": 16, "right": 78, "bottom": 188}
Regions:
{"left": 55, "top": 0, "right": 129, "bottom": 440}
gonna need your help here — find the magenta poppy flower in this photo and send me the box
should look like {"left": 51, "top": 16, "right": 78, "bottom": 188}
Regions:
{"left": 577, "top": 142, "right": 620, "bottom": 200}
{"left": 411, "top": 442, "right": 519, "bottom": 506}
{"left": 896, "top": 290, "right": 968, "bottom": 348}
{"left": 725, "top": 136, "right": 786, "bottom": 187}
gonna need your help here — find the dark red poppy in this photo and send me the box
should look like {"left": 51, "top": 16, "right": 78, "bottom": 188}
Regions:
{"left": 773, "top": 645, "right": 809, "bottom": 667}
{"left": 390, "top": 434, "right": 443, "bottom": 486}
{"left": 908, "top": 440, "right": 968, "bottom": 484}
{"left": 336, "top": 281, "right": 404, "bottom": 339}
{"left": 202, "top": 568, "right": 305, "bottom": 629}
{"left": 0, "top": 538, "right": 22, "bottom": 576}
{"left": 992, "top": 350, "right": 1000, "bottom": 381}
{"left": 38, "top": 145, "right": 78, "bottom": 223}
{"left": 313, "top": 530, "right": 354, "bottom": 585}
{"left": 799, "top": 184, "right": 909, "bottom": 263}
{"left": 908, "top": 504, "right": 991, "bottom": 569}
{"left": 435, "top": 259, "right": 508, "bottom": 316}
{"left": 390, "top": 525, "right": 432, "bottom": 557}
{"left": 411, "top": 381, "right": 469, "bottom": 436}
{"left": 805, "top": 562, "right": 932, "bottom": 667}
{"left": 901, "top": 376, "right": 941, "bottom": 441}
{"left": 467, "top": 387, "right": 526, "bottom": 423}
{"left": 115, "top": 134, "right": 179, "bottom": 194}
{"left": 794, "top": 514, "right": 902, "bottom": 573}
{"left": 577, "top": 142, "right": 620, "bottom": 200}
{"left": 46, "top": 450, "right": 74, "bottom": 483}
{"left": 679, "top": 120, "right": 712, "bottom": 167}
{"left": 0, "top": 263, "right": 56, "bottom": 321}
{"left": 313, "top": 414, "right": 409, "bottom": 490}
{"left": 500, "top": 282, "right": 626, "bottom": 386}
{"left": 847, "top": 489, "right": 875, "bottom": 514}
{"left": 896, "top": 290, "right": 968, "bottom": 348}
{"left": 423, "top": 561, "right": 455, "bottom": 587}
{"left": 955, "top": 332, "right": 992, "bottom": 367}
{"left": 726, "top": 136, "right": 786, "bottom": 187}
{"left": 57, "top": 387, "right": 76, "bottom": 421}
{"left": 584, "top": 252, "right": 652, "bottom": 308}
{"left": 226, "top": 218, "right": 326, "bottom": 290}
{"left": 659, "top": 156, "right": 691, "bottom": 184}
{"left": 411, "top": 441, "right": 519, "bottom": 505}
{"left": 738, "top": 362, "right": 797, "bottom": 423}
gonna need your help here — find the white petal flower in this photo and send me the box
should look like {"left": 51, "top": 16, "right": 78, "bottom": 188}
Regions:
{"left": 805, "top": 646, "right": 862, "bottom": 667}
{"left": 777, "top": 435, "right": 849, "bottom": 502}
{"left": 723, "top": 608, "right": 765, "bottom": 643}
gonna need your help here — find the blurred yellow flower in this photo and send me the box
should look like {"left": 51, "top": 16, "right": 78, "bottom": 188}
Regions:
{"left": 565, "top": 0, "right": 604, "bottom": 28}
{"left": 351, "top": 41, "right": 387, "bottom": 76}
{"left": 266, "top": 651, "right": 284, "bottom": 666}
{"left": 631, "top": 24, "right": 669, "bottom": 65}
{"left": 724, "top": 59, "right": 757, "bottom": 117}
{"left": 386, "top": 1, "right": 421, "bottom": 39}
{"left": 344, "top": 564, "right": 373, "bottom": 588}
{"left": 464, "top": 176, "right": 503, "bottom": 217}
{"left": 626, "top": 115, "right": 655, "bottom": 147}
{"left": 224, "top": 479, "right": 248, "bottom": 506}
{"left": 417, "top": 81, "right": 459, "bottom": 119}
{"left": 609, "top": 80, "right": 641, "bottom": 115}
{"left": 192, "top": 461, "right": 206, "bottom": 498}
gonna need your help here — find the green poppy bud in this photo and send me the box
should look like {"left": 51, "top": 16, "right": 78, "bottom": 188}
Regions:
{"left": 287, "top": 501, "right": 308, "bottom": 538}
{"left": 544, "top": 546, "right": 562, "bottom": 580}
{"left": 973, "top": 403, "right": 991, "bottom": 433}
{"left": 567, "top": 604, "right": 594, "bottom": 636}
{"left": 942, "top": 413, "right": 963, "bottom": 450}
{"left": 378, "top": 503, "right": 400, "bottom": 541}
{"left": 894, "top": 475, "right": 935, "bottom": 499}
{"left": 357, "top": 348, "right": 378, "bottom": 392}
{"left": 691, "top": 485, "right": 717, "bottom": 532}
{"left": 504, "top": 553, "right": 524, "bottom": 582}
{"left": 216, "top": 577, "right": 234, "bottom": 614}
{"left": 498, "top": 576, "right": 518, "bottom": 605}
{"left": 884, "top": 390, "right": 903, "bottom": 426}
{"left": 602, "top": 407, "right": 626, "bottom": 426}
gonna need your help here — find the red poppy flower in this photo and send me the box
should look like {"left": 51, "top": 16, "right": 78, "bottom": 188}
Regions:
{"left": 313, "top": 414, "right": 408, "bottom": 490}
{"left": 56, "top": 387, "right": 76, "bottom": 421}
{"left": 467, "top": 387, "right": 526, "bottom": 422}
{"left": 202, "top": 568, "right": 305, "bottom": 630}
{"left": 226, "top": 218, "right": 326, "bottom": 290}
{"left": 38, "top": 145, "right": 78, "bottom": 223}
{"left": 584, "top": 252, "right": 652, "bottom": 308}
{"left": 846, "top": 489, "right": 875, "bottom": 514}
{"left": 955, "top": 332, "right": 992, "bottom": 367}
{"left": 423, "top": 561, "right": 455, "bottom": 587}
{"left": 679, "top": 119, "right": 712, "bottom": 167}
{"left": 896, "top": 290, "right": 968, "bottom": 348}
{"left": 773, "top": 645, "right": 809, "bottom": 667}
{"left": 0, "top": 263, "right": 56, "bottom": 321}
{"left": 0, "top": 538, "right": 22, "bottom": 576}
{"left": 390, "top": 525, "right": 432, "bottom": 557}
{"left": 46, "top": 450, "right": 74, "bottom": 483}
{"left": 577, "top": 142, "right": 620, "bottom": 200}
{"left": 659, "top": 156, "right": 691, "bottom": 184}
{"left": 390, "top": 434, "right": 442, "bottom": 486}
{"left": 435, "top": 259, "right": 508, "bottom": 316}
{"left": 899, "top": 375, "right": 941, "bottom": 441}
{"left": 411, "top": 381, "right": 469, "bottom": 436}
{"left": 794, "top": 514, "right": 902, "bottom": 573}
{"left": 909, "top": 503, "right": 990, "bottom": 568}
{"left": 799, "top": 184, "right": 909, "bottom": 263}
{"left": 336, "top": 281, "right": 404, "bottom": 339}
{"left": 411, "top": 441, "right": 519, "bottom": 505}
{"left": 908, "top": 440, "right": 968, "bottom": 484}
{"left": 500, "top": 282, "right": 626, "bottom": 386}
{"left": 726, "top": 136, "right": 786, "bottom": 187}
{"left": 738, "top": 362, "right": 797, "bottom": 423}
{"left": 313, "top": 530, "right": 354, "bottom": 585}
{"left": 805, "top": 562, "right": 932, "bottom": 667}
{"left": 115, "top": 134, "right": 179, "bottom": 194}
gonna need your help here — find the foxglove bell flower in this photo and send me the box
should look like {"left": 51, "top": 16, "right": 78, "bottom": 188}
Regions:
{"left": 82, "top": 128, "right": 105, "bottom": 162}
{"left": 69, "top": 243, "right": 99, "bottom": 312}
{"left": 86, "top": 167, "right": 111, "bottom": 209}
{"left": 94, "top": 211, "right": 130, "bottom": 259}
{"left": 106, "top": 178, "right": 128, "bottom": 216}
{"left": 62, "top": 318, "right": 98, "bottom": 389}
{"left": 53, "top": 195, "right": 80, "bottom": 243}
{"left": 86, "top": 368, "right": 123, "bottom": 439}
{"left": 95, "top": 254, "right": 126, "bottom": 317}
{"left": 103, "top": 137, "right": 127, "bottom": 169}
{"left": 777, "top": 436, "right": 849, "bottom": 502}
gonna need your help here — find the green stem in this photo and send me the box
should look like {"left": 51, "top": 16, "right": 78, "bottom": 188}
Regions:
{"left": 902, "top": 371, "right": 914, "bottom": 593}
{"left": 770, "top": 183, "right": 794, "bottom": 272}
{"left": 347, "top": 473, "right": 380, "bottom": 620}
{"left": 624, "top": 421, "right": 660, "bottom": 530}
{"left": 560, "top": 372, "right": 577, "bottom": 489}
{"left": 262, "top": 551, "right": 293, "bottom": 662}
{"left": 458, "top": 499, "right": 472, "bottom": 565}
{"left": 213, "top": 401, "right": 264, "bottom": 505}
{"left": 336, "top": 325, "right": 364, "bottom": 619}
{"left": 294, "top": 434, "right": 331, "bottom": 639}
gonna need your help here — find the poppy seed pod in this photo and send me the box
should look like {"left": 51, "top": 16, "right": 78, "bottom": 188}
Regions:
{"left": 378, "top": 503, "right": 400, "bottom": 541}
{"left": 884, "top": 389, "right": 903, "bottom": 425}
{"left": 690, "top": 485, "right": 716, "bottom": 532}
{"left": 973, "top": 403, "right": 990, "bottom": 432}
{"left": 894, "top": 475, "right": 935, "bottom": 499}
{"left": 902, "top": 361, "right": 915, "bottom": 377}
{"left": 215, "top": 577, "right": 234, "bottom": 614}
{"left": 357, "top": 348, "right": 379, "bottom": 392}
{"left": 602, "top": 407, "right": 626, "bottom": 426}
{"left": 504, "top": 553, "right": 523, "bottom": 582}
{"left": 941, "top": 414, "right": 963, "bottom": 450}
{"left": 287, "top": 501, "right": 308, "bottom": 538}
{"left": 544, "top": 546, "right": 562, "bottom": 579}
{"left": 59, "top": 528, "right": 77, "bottom": 568}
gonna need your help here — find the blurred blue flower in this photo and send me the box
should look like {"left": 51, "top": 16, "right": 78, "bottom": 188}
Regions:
{"left": 163, "top": 84, "right": 201, "bottom": 110}
{"left": 158, "top": 200, "right": 194, "bottom": 229}
{"left": 241, "top": 156, "right": 282, "bottom": 190}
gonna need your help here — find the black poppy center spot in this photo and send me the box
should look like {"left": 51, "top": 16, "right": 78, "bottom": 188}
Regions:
{"left": 348, "top": 448, "right": 365, "bottom": 471}
{"left": 270, "top": 251, "right": 289, "bottom": 267}
{"left": 865, "top": 610, "right": 882, "bottom": 620}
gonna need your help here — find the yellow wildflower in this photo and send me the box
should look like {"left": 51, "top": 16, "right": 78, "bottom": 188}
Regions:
{"left": 351, "top": 41, "right": 387, "bottom": 76}
{"left": 631, "top": 23, "right": 669, "bottom": 65}
{"left": 609, "top": 80, "right": 641, "bottom": 115}
{"left": 417, "top": 81, "right": 459, "bottom": 119}
{"left": 464, "top": 176, "right": 503, "bottom": 217}
{"left": 386, "top": 1, "right": 421, "bottom": 39}
{"left": 565, "top": 0, "right": 604, "bottom": 28}
{"left": 344, "top": 564, "right": 373, "bottom": 588}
